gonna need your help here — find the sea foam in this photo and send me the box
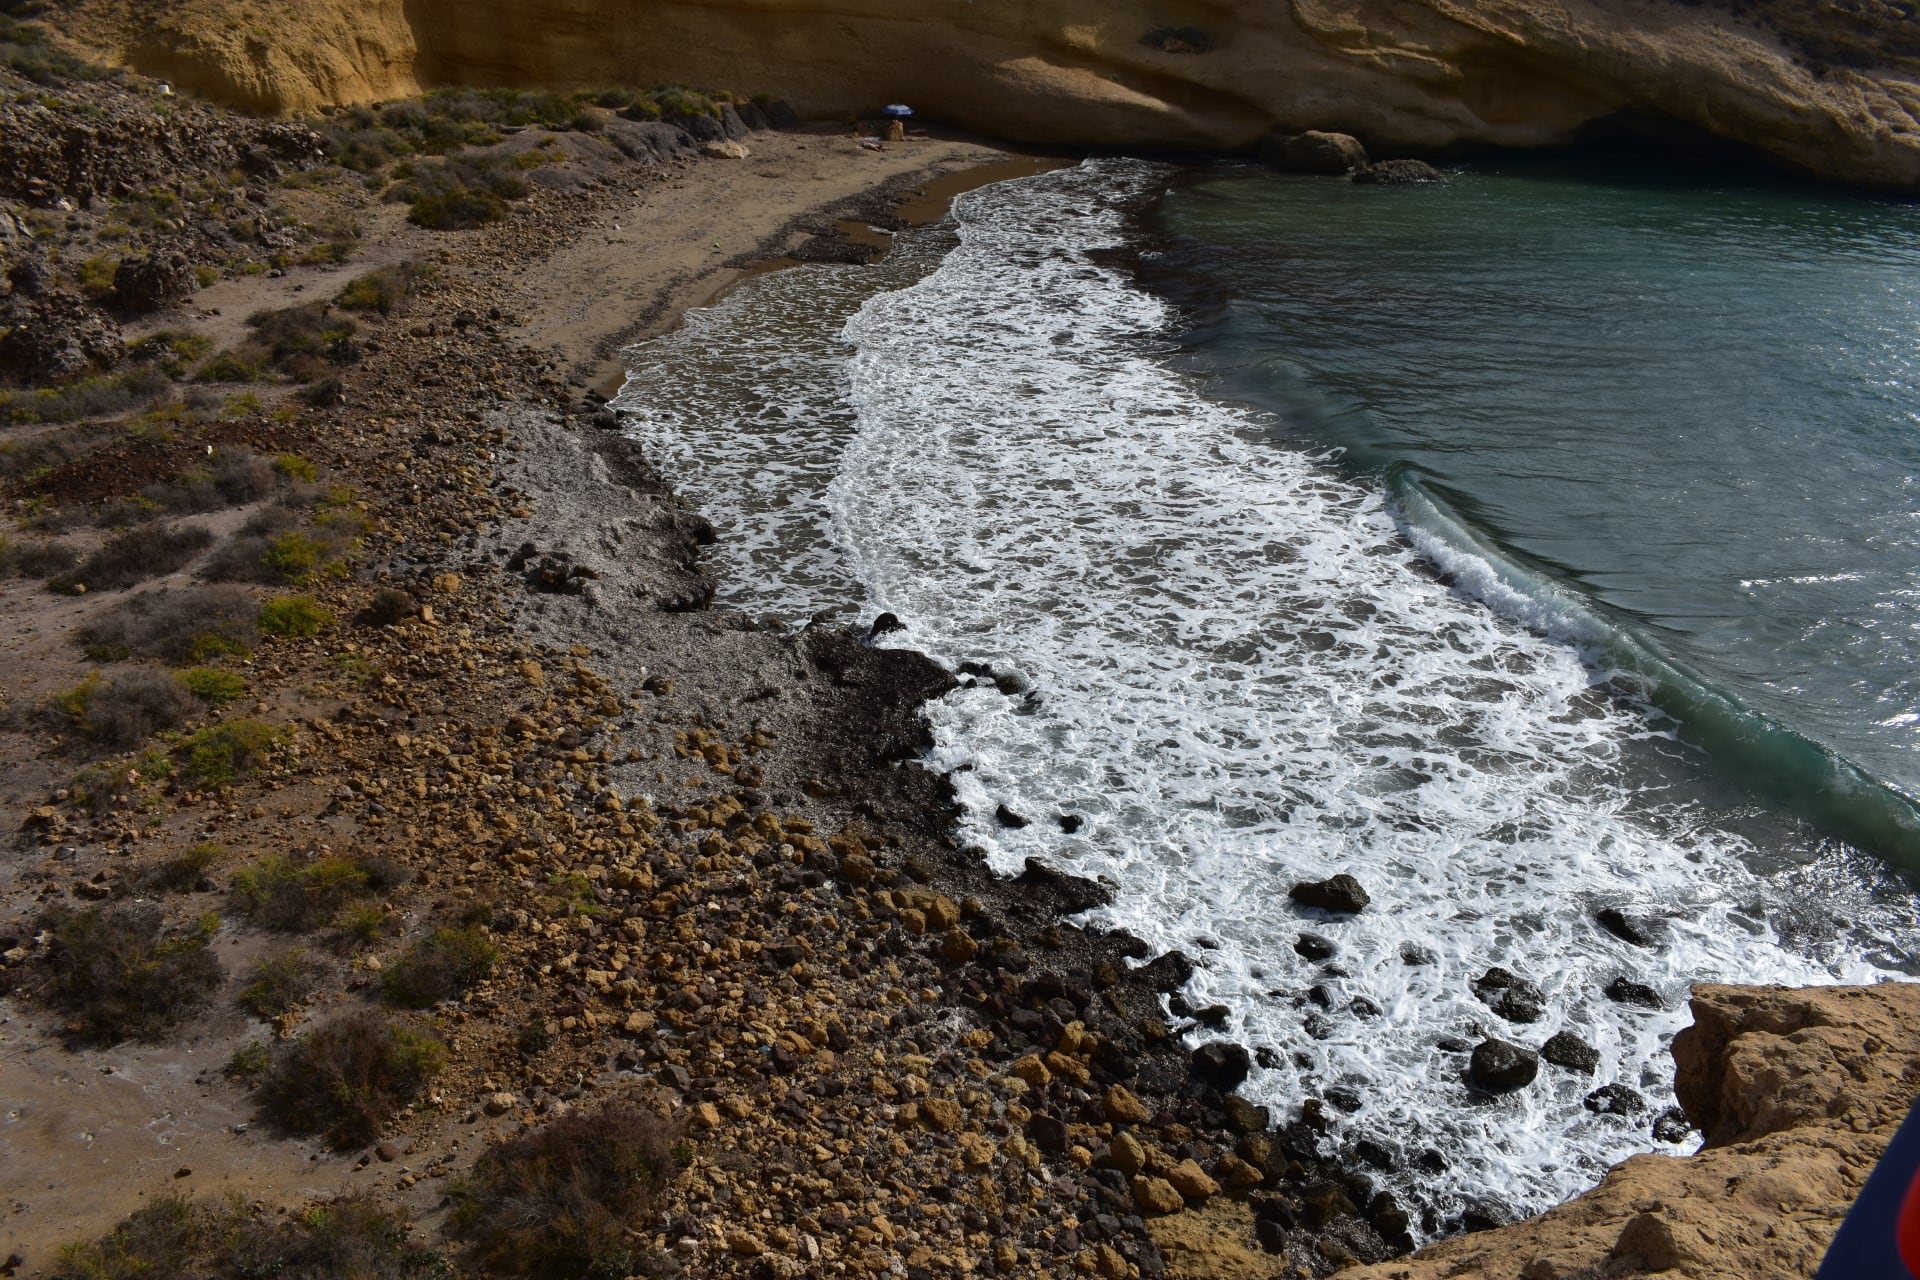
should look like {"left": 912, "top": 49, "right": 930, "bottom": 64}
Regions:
{"left": 616, "top": 159, "right": 1917, "bottom": 1226}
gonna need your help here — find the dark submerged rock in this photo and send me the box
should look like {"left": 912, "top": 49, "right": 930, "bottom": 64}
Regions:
{"left": 1584, "top": 1083, "right": 1646, "bottom": 1116}
{"left": 867, "top": 611, "right": 906, "bottom": 639}
{"left": 1605, "top": 976, "right": 1664, "bottom": 1009}
{"left": 1540, "top": 1030, "right": 1600, "bottom": 1074}
{"left": 1191, "top": 1042, "right": 1252, "bottom": 1092}
{"left": 1353, "top": 158, "right": 1450, "bottom": 185}
{"left": 1471, "top": 966, "right": 1548, "bottom": 1024}
{"left": 1596, "top": 906, "right": 1664, "bottom": 947}
{"left": 1289, "top": 873, "right": 1370, "bottom": 914}
{"left": 1294, "top": 933, "right": 1337, "bottom": 961}
{"left": 995, "top": 803, "right": 1031, "bottom": 829}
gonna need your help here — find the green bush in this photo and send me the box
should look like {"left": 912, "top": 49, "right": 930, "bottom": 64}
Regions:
{"left": 255, "top": 1011, "right": 446, "bottom": 1148}
{"left": 181, "top": 667, "right": 247, "bottom": 705}
{"left": 39, "top": 906, "right": 223, "bottom": 1045}
{"left": 380, "top": 926, "right": 499, "bottom": 1007}
{"left": 259, "top": 593, "right": 334, "bottom": 636}
{"left": 175, "top": 718, "right": 284, "bottom": 789}
{"left": 335, "top": 262, "right": 430, "bottom": 315}
{"left": 0, "top": 364, "right": 173, "bottom": 426}
{"left": 231, "top": 854, "right": 371, "bottom": 931}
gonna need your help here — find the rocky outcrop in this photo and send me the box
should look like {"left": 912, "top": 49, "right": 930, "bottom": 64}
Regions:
{"left": 1334, "top": 982, "right": 1920, "bottom": 1280}
{"left": 56, "top": 0, "right": 1920, "bottom": 189}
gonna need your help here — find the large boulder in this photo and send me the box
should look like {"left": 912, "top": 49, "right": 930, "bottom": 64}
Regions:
{"left": 112, "top": 253, "right": 198, "bottom": 314}
{"left": 0, "top": 291, "right": 122, "bottom": 382}
{"left": 1261, "top": 130, "right": 1369, "bottom": 175}
{"left": 1289, "top": 873, "right": 1370, "bottom": 914}
{"left": 1353, "top": 159, "right": 1450, "bottom": 185}
{"left": 1467, "top": 1039, "right": 1539, "bottom": 1092}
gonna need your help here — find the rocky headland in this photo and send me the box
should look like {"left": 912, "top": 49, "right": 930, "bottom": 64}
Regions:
{"left": 51, "top": 0, "right": 1920, "bottom": 190}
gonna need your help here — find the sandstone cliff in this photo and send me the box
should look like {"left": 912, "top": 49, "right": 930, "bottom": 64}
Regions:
{"left": 55, "top": 0, "right": 1920, "bottom": 189}
{"left": 1325, "top": 982, "right": 1920, "bottom": 1280}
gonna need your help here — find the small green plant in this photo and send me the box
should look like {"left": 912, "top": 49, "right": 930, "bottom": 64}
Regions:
{"left": 380, "top": 925, "right": 499, "bottom": 1007}
{"left": 273, "top": 453, "right": 317, "bottom": 482}
{"left": 260, "top": 594, "right": 334, "bottom": 636}
{"left": 261, "top": 530, "right": 327, "bottom": 582}
{"left": 240, "top": 948, "right": 322, "bottom": 1019}
{"left": 221, "top": 392, "right": 261, "bottom": 418}
{"left": 335, "top": 262, "right": 429, "bottom": 315}
{"left": 231, "top": 854, "right": 371, "bottom": 931}
{"left": 333, "top": 903, "right": 388, "bottom": 944}
{"left": 181, "top": 667, "right": 247, "bottom": 705}
{"left": 255, "top": 1011, "right": 446, "bottom": 1148}
{"left": 175, "top": 718, "right": 285, "bottom": 790}
{"left": 194, "top": 264, "right": 219, "bottom": 287}
{"left": 546, "top": 872, "right": 602, "bottom": 918}
{"left": 223, "top": 1040, "right": 270, "bottom": 1079}
{"left": 77, "top": 253, "right": 119, "bottom": 298}
{"left": 148, "top": 842, "right": 222, "bottom": 893}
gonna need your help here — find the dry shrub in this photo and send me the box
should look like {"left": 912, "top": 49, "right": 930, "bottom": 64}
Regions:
{"left": 81, "top": 585, "right": 262, "bottom": 663}
{"left": 240, "top": 947, "right": 324, "bottom": 1019}
{"left": 49, "top": 1190, "right": 444, "bottom": 1280}
{"left": 75, "top": 666, "right": 198, "bottom": 748}
{"left": 380, "top": 925, "right": 498, "bottom": 1007}
{"left": 50, "top": 522, "right": 213, "bottom": 592}
{"left": 146, "top": 842, "right": 223, "bottom": 893}
{"left": 39, "top": 905, "right": 223, "bottom": 1045}
{"left": 255, "top": 1010, "right": 445, "bottom": 1148}
{"left": 134, "top": 449, "right": 280, "bottom": 517}
{"left": 450, "top": 1096, "right": 682, "bottom": 1278}
{"left": 0, "top": 536, "right": 81, "bottom": 577}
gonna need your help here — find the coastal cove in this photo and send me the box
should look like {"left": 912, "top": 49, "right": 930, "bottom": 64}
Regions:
{"left": 3, "top": 15, "right": 1919, "bottom": 1274}
{"left": 612, "top": 154, "right": 1920, "bottom": 1241}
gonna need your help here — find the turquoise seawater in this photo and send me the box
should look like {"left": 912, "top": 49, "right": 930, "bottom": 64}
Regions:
{"left": 1141, "top": 157, "right": 1920, "bottom": 866}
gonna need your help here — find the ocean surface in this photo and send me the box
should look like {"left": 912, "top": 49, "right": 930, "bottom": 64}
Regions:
{"left": 613, "top": 157, "right": 1920, "bottom": 1229}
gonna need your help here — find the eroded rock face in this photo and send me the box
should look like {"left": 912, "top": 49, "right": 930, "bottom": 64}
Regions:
{"left": 63, "top": 0, "right": 1920, "bottom": 189}
{"left": 1334, "top": 982, "right": 1920, "bottom": 1280}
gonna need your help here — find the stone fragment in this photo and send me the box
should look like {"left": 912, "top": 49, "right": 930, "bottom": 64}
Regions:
{"left": 1223, "top": 1095, "right": 1271, "bottom": 1135}
{"left": 1473, "top": 966, "right": 1548, "bottom": 1024}
{"left": 1167, "top": 1158, "right": 1219, "bottom": 1200}
{"left": 1107, "top": 1130, "right": 1147, "bottom": 1175}
{"left": 1191, "top": 1041, "right": 1252, "bottom": 1091}
{"left": 1132, "top": 1175, "right": 1185, "bottom": 1216}
{"left": 920, "top": 1097, "right": 962, "bottom": 1132}
{"left": 1262, "top": 129, "right": 1369, "bottom": 175}
{"left": 1104, "top": 1083, "right": 1152, "bottom": 1124}
{"left": 1606, "top": 976, "right": 1664, "bottom": 1009}
{"left": 482, "top": 1092, "right": 515, "bottom": 1116}
{"left": 1011, "top": 1054, "right": 1052, "bottom": 1088}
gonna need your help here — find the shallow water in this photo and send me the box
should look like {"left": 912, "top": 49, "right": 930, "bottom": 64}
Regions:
{"left": 614, "top": 159, "right": 1920, "bottom": 1228}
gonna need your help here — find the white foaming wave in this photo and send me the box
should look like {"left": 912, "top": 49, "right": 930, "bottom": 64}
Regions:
{"left": 612, "top": 158, "right": 1913, "bottom": 1225}
{"left": 824, "top": 160, "right": 1904, "bottom": 1218}
{"left": 612, "top": 235, "right": 948, "bottom": 619}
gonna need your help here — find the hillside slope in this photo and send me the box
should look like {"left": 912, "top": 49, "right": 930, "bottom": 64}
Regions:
{"left": 53, "top": 0, "right": 1920, "bottom": 188}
